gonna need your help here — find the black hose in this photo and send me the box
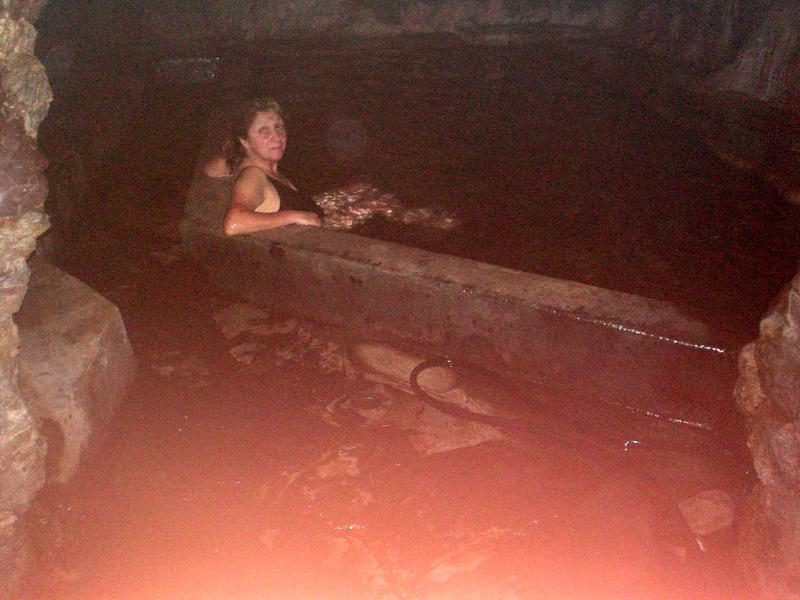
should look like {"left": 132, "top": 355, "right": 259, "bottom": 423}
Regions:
{"left": 410, "top": 355, "right": 642, "bottom": 454}
{"left": 409, "top": 355, "right": 713, "bottom": 563}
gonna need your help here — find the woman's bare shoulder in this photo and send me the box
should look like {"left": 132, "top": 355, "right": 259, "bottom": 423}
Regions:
{"left": 230, "top": 164, "right": 270, "bottom": 209}
{"left": 234, "top": 164, "right": 270, "bottom": 186}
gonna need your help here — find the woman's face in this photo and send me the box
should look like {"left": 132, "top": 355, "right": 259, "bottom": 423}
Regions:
{"left": 240, "top": 110, "right": 287, "bottom": 165}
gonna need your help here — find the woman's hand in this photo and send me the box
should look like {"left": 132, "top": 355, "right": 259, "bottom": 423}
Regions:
{"left": 290, "top": 211, "right": 322, "bottom": 227}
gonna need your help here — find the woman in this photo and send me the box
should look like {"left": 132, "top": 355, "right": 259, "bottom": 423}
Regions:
{"left": 217, "top": 98, "right": 321, "bottom": 235}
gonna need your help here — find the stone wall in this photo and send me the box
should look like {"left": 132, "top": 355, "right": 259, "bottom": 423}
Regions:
{"left": 0, "top": 0, "right": 50, "bottom": 596}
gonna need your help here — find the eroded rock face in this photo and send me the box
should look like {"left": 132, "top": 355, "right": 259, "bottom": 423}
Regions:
{"left": 0, "top": 13, "right": 51, "bottom": 137}
{"left": 712, "top": 0, "right": 800, "bottom": 102}
{"left": 133, "top": 0, "right": 798, "bottom": 105}
{"left": 736, "top": 277, "right": 800, "bottom": 599}
{"left": 0, "top": 121, "right": 49, "bottom": 522}
{"left": 0, "top": 148, "right": 47, "bottom": 597}
{"left": 0, "top": 1, "right": 51, "bottom": 597}
{"left": 0, "top": 124, "right": 48, "bottom": 599}
{"left": 0, "top": 0, "right": 45, "bottom": 21}
{"left": 627, "top": 0, "right": 768, "bottom": 74}
{"left": 0, "top": 118, "right": 47, "bottom": 217}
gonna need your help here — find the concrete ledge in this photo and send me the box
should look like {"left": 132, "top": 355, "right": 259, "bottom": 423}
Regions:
{"left": 182, "top": 178, "right": 735, "bottom": 446}
{"left": 15, "top": 258, "right": 136, "bottom": 483}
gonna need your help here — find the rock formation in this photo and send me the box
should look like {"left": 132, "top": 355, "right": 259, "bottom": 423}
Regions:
{"left": 131, "top": 0, "right": 798, "bottom": 109}
{"left": 712, "top": 0, "right": 800, "bottom": 102}
{"left": 736, "top": 276, "right": 800, "bottom": 600}
{"left": 0, "top": 0, "right": 50, "bottom": 595}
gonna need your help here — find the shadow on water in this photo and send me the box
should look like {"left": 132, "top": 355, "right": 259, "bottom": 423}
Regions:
{"left": 23, "top": 39, "right": 790, "bottom": 598}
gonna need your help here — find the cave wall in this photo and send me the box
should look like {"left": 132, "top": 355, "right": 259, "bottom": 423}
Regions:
{"left": 56, "top": 0, "right": 792, "bottom": 104}
{"left": 0, "top": 0, "right": 50, "bottom": 595}
{"left": 31, "top": 0, "right": 797, "bottom": 122}
{"left": 736, "top": 277, "right": 800, "bottom": 600}
{"left": 712, "top": 0, "right": 799, "bottom": 100}
{"left": 626, "top": 1, "right": 774, "bottom": 71}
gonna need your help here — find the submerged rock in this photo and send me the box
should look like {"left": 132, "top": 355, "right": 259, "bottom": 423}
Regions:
{"left": 0, "top": 14, "right": 51, "bottom": 137}
{"left": 319, "top": 383, "right": 507, "bottom": 455}
{"left": 678, "top": 488, "right": 735, "bottom": 538}
{"left": 213, "top": 302, "right": 274, "bottom": 340}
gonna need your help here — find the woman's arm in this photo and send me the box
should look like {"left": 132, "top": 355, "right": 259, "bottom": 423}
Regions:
{"left": 224, "top": 205, "right": 321, "bottom": 235}
{"left": 223, "top": 168, "right": 321, "bottom": 236}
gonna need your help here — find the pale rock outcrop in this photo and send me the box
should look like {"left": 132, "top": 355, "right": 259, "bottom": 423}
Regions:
{"left": 16, "top": 258, "right": 136, "bottom": 484}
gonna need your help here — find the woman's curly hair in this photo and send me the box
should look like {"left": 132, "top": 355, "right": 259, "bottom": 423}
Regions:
{"left": 224, "top": 97, "right": 284, "bottom": 174}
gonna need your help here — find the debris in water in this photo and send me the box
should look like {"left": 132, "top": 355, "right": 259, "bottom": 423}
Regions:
{"left": 352, "top": 342, "right": 458, "bottom": 395}
{"left": 313, "top": 183, "right": 459, "bottom": 231}
{"left": 408, "top": 403, "right": 506, "bottom": 455}
{"left": 258, "top": 468, "right": 304, "bottom": 504}
{"left": 212, "top": 303, "right": 278, "bottom": 339}
{"left": 274, "top": 323, "right": 357, "bottom": 377}
{"left": 229, "top": 341, "right": 261, "bottom": 364}
{"left": 353, "top": 342, "right": 506, "bottom": 417}
{"left": 149, "top": 351, "right": 209, "bottom": 386}
{"left": 214, "top": 305, "right": 356, "bottom": 375}
{"left": 425, "top": 527, "right": 510, "bottom": 585}
{"left": 317, "top": 384, "right": 506, "bottom": 455}
{"left": 325, "top": 536, "right": 393, "bottom": 595}
{"left": 333, "top": 523, "right": 368, "bottom": 531}
{"left": 316, "top": 448, "right": 361, "bottom": 479}
{"left": 678, "top": 488, "right": 735, "bottom": 537}
{"left": 216, "top": 305, "right": 345, "bottom": 371}
{"left": 349, "top": 487, "right": 375, "bottom": 509}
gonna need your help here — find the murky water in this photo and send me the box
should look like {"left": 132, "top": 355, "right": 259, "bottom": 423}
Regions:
{"left": 240, "top": 43, "right": 798, "bottom": 345}
{"left": 23, "top": 38, "right": 788, "bottom": 598}
{"left": 23, "top": 232, "right": 749, "bottom": 599}
{"left": 54, "top": 39, "right": 800, "bottom": 346}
